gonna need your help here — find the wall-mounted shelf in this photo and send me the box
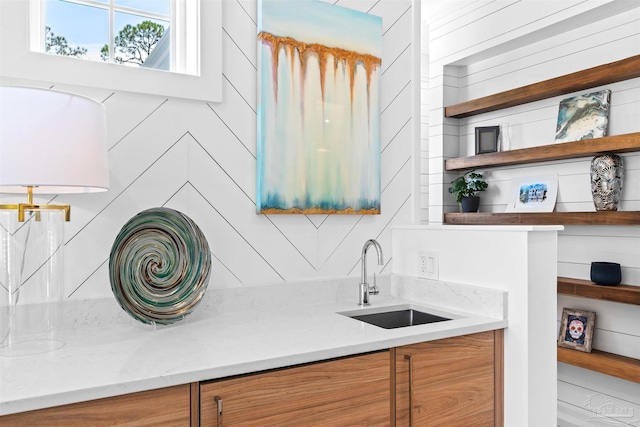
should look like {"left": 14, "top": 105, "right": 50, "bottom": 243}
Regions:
{"left": 445, "top": 55, "right": 640, "bottom": 118}
{"left": 557, "top": 277, "right": 640, "bottom": 305}
{"left": 442, "top": 55, "right": 640, "bottom": 227}
{"left": 441, "top": 51, "right": 640, "bottom": 385}
{"left": 445, "top": 132, "right": 640, "bottom": 171}
{"left": 557, "top": 278, "right": 640, "bottom": 382}
{"left": 557, "top": 347, "right": 640, "bottom": 383}
{"left": 444, "top": 212, "right": 640, "bottom": 226}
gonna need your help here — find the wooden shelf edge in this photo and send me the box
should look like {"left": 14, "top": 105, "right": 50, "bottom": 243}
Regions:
{"left": 557, "top": 347, "right": 640, "bottom": 383}
{"left": 558, "top": 277, "right": 640, "bottom": 306}
{"left": 445, "top": 55, "right": 640, "bottom": 118}
{"left": 443, "top": 211, "right": 640, "bottom": 226}
{"left": 445, "top": 132, "right": 640, "bottom": 171}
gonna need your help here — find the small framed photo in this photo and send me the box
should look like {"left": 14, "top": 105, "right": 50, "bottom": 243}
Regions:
{"left": 475, "top": 126, "right": 500, "bottom": 154}
{"left": 558, "top": 308, "right": 596, "bottom": 353}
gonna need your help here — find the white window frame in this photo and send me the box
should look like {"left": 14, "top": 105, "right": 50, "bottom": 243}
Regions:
{"left": 0, "top": 0, "right": 221, "bottom": 102}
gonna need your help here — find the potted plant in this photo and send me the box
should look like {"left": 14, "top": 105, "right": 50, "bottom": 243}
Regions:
{"left": 448, "top": 170, "right": 488, "bottom": 212}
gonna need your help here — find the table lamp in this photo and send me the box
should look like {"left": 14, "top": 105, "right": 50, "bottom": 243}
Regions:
{"left": 0, "top": 86, "right": 109, "bottom": 356}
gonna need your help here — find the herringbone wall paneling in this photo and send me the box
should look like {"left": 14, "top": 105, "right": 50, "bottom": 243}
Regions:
{"left": 0, "top": 0, "right": 417, "bottom": 300}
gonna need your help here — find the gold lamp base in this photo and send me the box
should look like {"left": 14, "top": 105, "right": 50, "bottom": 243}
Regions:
{"left": 0, "top": 187, "right": 70, "bottom": 221}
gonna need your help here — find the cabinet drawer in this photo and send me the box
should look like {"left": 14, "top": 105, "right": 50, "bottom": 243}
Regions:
{"left": 0, "top": 384, "right": 192, "bottom": 427}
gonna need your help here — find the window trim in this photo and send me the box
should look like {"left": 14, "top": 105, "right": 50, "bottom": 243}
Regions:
{"left": 0, "top": 0, "right": 221, "bottom": 103}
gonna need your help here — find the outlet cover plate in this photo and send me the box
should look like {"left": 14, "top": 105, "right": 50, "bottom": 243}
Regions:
{"left": 418, "top": 250, "right": 439, "bottom": 280}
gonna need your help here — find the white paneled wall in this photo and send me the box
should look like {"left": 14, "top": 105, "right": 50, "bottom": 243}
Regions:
{"left": 0, "top": 0, "right": 417, "bottom": 298}
{"left": 422, "top": 1, "right": 640, "bottom": 425}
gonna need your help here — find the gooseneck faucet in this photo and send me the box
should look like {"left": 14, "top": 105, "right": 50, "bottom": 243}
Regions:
{"left": 359, "top": 239, "right": 384, "bottom": 306}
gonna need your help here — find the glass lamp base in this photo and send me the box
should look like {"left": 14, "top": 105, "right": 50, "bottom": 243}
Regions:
{"left": 0, "top": 338, "right": 64, "bottom": 357}
{"left": 1, "top": 210, "right": 66, "bottom": 357}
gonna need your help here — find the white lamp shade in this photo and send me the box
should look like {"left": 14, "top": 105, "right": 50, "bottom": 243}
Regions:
{"left": 0, "top": 86, "right": 109, "bottom": 194}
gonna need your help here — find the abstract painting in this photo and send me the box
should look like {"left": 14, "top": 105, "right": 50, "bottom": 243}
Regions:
{"left": 555, "top": 90, "right": 611, "bottom": 143}
{"left": 257, "top": 0, "right": 382, "bottom": 214}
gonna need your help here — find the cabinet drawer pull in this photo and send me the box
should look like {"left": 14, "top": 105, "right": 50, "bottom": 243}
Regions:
{"left": 404, "top": 354, "right": 413, "bottom": 427}
{"left": 214, "top": 396, "right": 223, "bottom": 427}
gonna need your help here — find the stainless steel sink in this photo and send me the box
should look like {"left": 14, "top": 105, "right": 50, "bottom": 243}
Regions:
{"left": 340, "top": 305, "right": 452, "bottom": 329}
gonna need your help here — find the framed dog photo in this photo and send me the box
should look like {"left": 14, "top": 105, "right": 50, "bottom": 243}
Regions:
{"left": 558, "top": 308, "right": 596, "bottom": 353}
{"left": 475, "top": 126, "right": 500, "bottom": 154}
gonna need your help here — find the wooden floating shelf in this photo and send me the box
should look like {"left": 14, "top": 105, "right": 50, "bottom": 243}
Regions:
{"left": 558, "top": 347, "right": 640, "bottom": 383}
{"left": 444, "top": 211, "right": 640, "bottom": 226}
{"left": 445, "top": 132, "right": 640, "bottom": 171}
{"left": 557, "top": 278, "right": 640, "bottom": 382}
{"left": 445, "top": 55, "right": 640, "bottom": 118}
{"left": 558, "top": 277, "right": 640, "bottom": 306}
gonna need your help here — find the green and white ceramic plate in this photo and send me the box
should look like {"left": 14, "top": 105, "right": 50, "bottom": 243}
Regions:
{"left": 109, "top": 207, "right": 211, "bottom": 325}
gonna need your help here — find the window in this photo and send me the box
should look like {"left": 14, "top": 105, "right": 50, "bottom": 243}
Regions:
{"left": 37, "top": 0, "right": 182, "bottom": 72}
{"left": 0, "top": 0, "right": 221, "bottom": 102}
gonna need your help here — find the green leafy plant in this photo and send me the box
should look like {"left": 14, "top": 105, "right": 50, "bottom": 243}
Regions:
{"left": 448, "top": 170, "right": 488, "bottom": 203}
{"left": 101, "top": 21, "right": 165, "bottom": 65}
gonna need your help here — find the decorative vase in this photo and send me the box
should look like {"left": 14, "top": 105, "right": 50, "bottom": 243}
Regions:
{"left": 461, "top": 196, "right": 480, "bottom": 213}
{"left": 590, "top": 154, "right": 623, "bottom": 211}
{"left": 590, "top": 262, "right": 621, "bottom": 286}
{"left": 498, "top": 122, "right": 511, "bottom": 151}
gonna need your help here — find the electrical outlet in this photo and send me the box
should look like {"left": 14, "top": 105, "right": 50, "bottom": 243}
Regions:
{"left": 418, "top": 251, "right": 439, "bottom": 280}
{"left": 418, "top": 251, "right": 428, "bottom": 276}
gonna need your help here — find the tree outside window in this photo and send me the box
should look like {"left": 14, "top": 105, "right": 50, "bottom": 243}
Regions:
{"left": 44, "top": 0, "right": 170, "bottom": 70}
{"left": 100, "top": 21, "right": 166, "bottom": 66}
{"left": 45, "top": 26, "right": 87, "bottom": 57}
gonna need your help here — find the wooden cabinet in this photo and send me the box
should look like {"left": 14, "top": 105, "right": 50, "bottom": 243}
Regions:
{"left": 0, "top": 384, "right": 193, "bottom": 427}
{"left": 0, "top": 332, "right": 505, "bottom": 426}
{"left": 200, "top": 351, "right": 391, "bottom": 427}
{"left": 394, "top": 330, "right": 503, "bottom": 427}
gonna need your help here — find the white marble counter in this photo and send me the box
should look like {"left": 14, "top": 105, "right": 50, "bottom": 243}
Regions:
{"left": 0, "top": 275, "right": 507, "bottom": 416}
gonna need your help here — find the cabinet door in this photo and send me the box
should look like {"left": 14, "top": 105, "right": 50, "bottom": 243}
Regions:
{"left": 0, "top": 384, "right": 193, "bottom": 427}
{"left": 200, "top": 351, "right": 391, "bottom": 427}
{"left": 395, "top": 331, "right": 501, "bottom": 427}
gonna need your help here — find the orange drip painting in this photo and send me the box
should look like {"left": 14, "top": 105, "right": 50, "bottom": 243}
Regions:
{"left": 256, "top": 0, "right": 382, "bottom": 214}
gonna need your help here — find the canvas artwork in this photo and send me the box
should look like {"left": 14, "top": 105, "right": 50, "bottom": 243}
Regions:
{"left": 505, "top": 174, "right": 558, "bottom": 213}
{"left": 256, "top": 0, "right": 382, "bottom": 214}
{"left": 555, "top": 90, "right": 611, "bottom": 143}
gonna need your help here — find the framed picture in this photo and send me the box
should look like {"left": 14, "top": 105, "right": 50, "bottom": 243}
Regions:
{"left": 505, "top": 173, "right": 558, "bottom": 213}
{"left": 558, "top": 308, "right": 596, "bottom": 353}
{"left": 475, "top": 126, "right": 500, "bottom": 154}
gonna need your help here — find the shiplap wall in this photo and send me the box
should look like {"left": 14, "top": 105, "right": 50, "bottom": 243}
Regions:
{"left": 420, "top": 25, "right": 430, "bottom": 223}
{"left": 0, "top": 0, "right": 417, "bottom": 299}
{"left": 422, "top": 1, "right": 640, "bottom": 426}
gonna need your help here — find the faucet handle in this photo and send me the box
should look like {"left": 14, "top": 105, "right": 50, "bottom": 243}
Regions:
{"left": 369, "top": 273, "right": 380, "bottom": 295}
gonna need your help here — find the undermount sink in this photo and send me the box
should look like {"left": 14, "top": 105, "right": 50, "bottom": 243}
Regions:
{"left": 340, "top": 305, "right": 452, "bottom": 329}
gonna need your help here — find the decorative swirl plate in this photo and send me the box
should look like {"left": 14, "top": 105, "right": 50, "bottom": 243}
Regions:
{"left": 109, "top": 207, "right": 211, "bottom": 325}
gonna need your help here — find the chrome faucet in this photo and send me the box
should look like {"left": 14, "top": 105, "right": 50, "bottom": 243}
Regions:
{"left": 359, "top": 239, "right": 384, "bottom": 306}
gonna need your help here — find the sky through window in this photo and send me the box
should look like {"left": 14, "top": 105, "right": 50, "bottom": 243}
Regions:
{"left": 45, "top": 0, "right": 170, "bottom": 66}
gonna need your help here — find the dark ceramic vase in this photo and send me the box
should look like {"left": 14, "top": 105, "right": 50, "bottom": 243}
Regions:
{"left": 590, "top": 262, "right": 621, "bottom": 286}
{"left": 461, "top": 196, "right": 480, "bottom": 213}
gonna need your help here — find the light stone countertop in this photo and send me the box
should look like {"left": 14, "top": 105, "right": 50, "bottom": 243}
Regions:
{"left": 0, "top": 275, "right": 507, "bottom": 416}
